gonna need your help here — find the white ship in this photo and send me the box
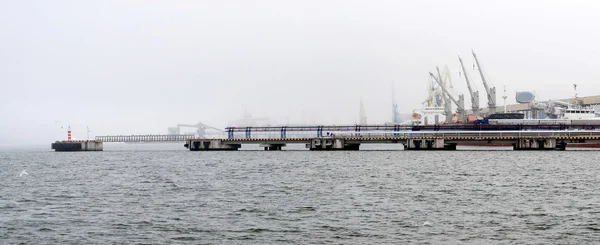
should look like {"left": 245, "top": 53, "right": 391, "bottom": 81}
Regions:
{"left": 410, "top": 106, "right": 447, "bottom": 125}
{"left": 409, "top": 66, "right": 453, "bottom": 125}
{"left": 561, "top": 105, "right": 600, "bottom": 120}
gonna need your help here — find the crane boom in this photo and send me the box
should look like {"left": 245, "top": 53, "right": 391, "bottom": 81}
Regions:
{"left": 433, "top": 67, "right": 464, "bottom": 111}
{"left": 472, "top": 50, "right": 496, "bottom": 114}
{"left": 458, "top": 55, "right": 480, "bottom": 116}
{"left": 436, "top": 68, "right": 453, "bottom": 124}
{"left": 177, "top": 123, "right": 223, "bottom": 132}
{"left": 430, "top": 67, "right": 466, "bottom": 122}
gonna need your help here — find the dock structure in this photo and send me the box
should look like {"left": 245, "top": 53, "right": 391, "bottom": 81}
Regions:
{"left": 95, "top": 134, "right": 196, "bottom": 142}
{"left": 225, "top": 124, "right": 600, "bottom": 139}
{"left": 51, "top": 140, "right": 103, "bottom": 152}
{"left": 51, "top": 129, "right": 600, "bottom": 151}
{"left": 51, "top": 126, "right": 105, "bottom": 152}
{"left": 51, "top": 134, "right": 196, "bottom": 151}
{"left": 185, "top": 130, "right": 600, "bottom": 151}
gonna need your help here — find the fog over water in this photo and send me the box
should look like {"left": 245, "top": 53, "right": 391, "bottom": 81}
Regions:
{"left": 2, "top": 0, "right": 600, "bottom": 145}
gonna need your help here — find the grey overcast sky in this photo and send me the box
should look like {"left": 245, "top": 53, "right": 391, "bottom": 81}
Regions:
{"left": 1, "top": 0, "right": 600, "bottom": 144}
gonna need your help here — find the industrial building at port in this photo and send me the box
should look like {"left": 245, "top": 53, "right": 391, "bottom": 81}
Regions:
{"left": 478, "top": 94, "right": 600, "bottom": 118}
{"left": 407, "top": 50, "right": 600, "bottom": 127}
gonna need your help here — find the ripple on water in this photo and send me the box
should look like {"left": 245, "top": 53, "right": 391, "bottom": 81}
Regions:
{"left": 1, "top": 149, "right": 600, "bottom": 244}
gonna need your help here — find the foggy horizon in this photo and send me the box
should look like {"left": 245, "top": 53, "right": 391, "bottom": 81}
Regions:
{"left": 2, "top": 0, "right": 600, "bottom": 145}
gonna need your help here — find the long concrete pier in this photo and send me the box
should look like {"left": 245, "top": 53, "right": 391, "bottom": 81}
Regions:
{"left": 185, "top": 130, "right": 600, "bottom": 151}
{"left": 95, "top": 134, "right": 196, "bottom": 142}
{"left": 51, "top": 131, "right": 600, "bottom": 151}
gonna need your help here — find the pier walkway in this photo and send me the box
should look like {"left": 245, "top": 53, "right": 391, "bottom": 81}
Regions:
{"left": 95, "top": 134, "right": 196, "bottom": 142}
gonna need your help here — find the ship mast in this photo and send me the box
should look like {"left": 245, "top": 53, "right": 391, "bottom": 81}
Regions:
{"left": 573, "top": 84, "right": 578, "bottom": 107}
{"left": 502, "top": 85, "right": 507, "bottom": 113}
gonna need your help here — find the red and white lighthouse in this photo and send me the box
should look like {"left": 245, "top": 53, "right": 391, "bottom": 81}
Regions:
{"left": 67, "top": 126, "right": 72, "bottom": 141}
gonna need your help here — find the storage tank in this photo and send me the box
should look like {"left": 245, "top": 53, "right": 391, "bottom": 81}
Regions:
{"left": 516, "top": 91, "right": 535, "bottom": 104}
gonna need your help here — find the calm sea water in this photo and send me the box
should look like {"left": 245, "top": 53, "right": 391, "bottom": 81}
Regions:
{"left": 1, "top": 143, "right": 600, "bottom": 244}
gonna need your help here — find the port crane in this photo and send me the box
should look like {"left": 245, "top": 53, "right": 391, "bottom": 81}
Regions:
{"left": 440, "top": 66, "right": 456, "bottom": 123}
{"left": 472, "top": 50, "right": 497, "bottom": 114}
{"left": 458, "top": 55, "right": 480, "bottom": 117}
{"left": 176, "top": 122, "right": 223, "bottom": 138}
{"left": 430, "top": 66, "right": 466, "bottom": 122}
{"left": 434, "top": 68, "right": 454, "bottom": 124}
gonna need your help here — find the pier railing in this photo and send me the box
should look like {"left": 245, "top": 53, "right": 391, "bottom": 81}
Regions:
{"left": 95, "top": 134, "right": 196, "bottom": 142}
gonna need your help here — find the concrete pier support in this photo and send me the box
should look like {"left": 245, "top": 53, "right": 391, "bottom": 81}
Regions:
{"left": 404, "top": 139, "right": 451, "bottom": 150}
{"left": 186, "top": 140, "right": 240, "bottom": 151}
{"left": 443, "top": 143, "right": 457, "bottom": 151}
{"left": 51, "top": 141, "right": 103, "bottom": 151}
{"left": 513, "top": 138, "right": 558, "bottom": 150}
{"left": 260, "top": 143, "right": 286, "bottom": 151}
{"left": 308, "top": 138, "right": 360, "bottom": 151}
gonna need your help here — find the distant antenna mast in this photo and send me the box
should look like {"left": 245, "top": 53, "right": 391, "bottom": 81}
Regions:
{"left": 391, "top": 82, "right": 399, "bottom": 124}
{"left": 573, "top": 84, "right": 578, "bottom": 106}
{"left": 502, "top": 85, "right": 507, "bottom": 113}
{"left": 359, "top": 97, "right": 367, "bottom": 124}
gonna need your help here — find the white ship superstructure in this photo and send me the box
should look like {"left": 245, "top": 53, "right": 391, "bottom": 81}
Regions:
{"left": 410, "top": 67, "right": 453, "bottom": 125}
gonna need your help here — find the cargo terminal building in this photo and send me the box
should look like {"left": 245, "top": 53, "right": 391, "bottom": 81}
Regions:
{"left": 471, "top": 93, "right": 600, "bottom": 119}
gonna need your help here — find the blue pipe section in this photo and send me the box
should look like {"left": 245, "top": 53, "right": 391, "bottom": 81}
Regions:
{"left": 280, "top": 127, "right": 287, "bottom": 138}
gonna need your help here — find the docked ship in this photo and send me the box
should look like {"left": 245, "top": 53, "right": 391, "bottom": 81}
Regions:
{"left": 409, "top": 68, "right": 600, "bottom": 148}
{"left": 409, "top": 66, "right": 455, "bottom": 126}
{"left": 409, "top": 50, "right": 600, "bottom": 148}
{"left": 410, "top": 105, "right": 600, "bottom": 148}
